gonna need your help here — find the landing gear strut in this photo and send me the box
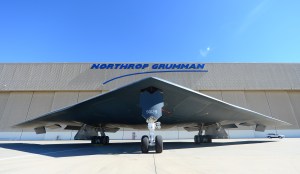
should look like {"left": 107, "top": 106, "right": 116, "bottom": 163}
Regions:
{"left": 140, "top": 87, "right": 164, "bottom": 153}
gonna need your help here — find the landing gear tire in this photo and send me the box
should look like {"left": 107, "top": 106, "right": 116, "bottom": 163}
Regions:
{"left": 199, "top": 135, "right": 204, "bottom": 143}
{"left": 105, "top": 136, "right": 109, "bottom": 144}
{"left": 194, "top": 135, "right": 212, "bottom": 144}
{"left": 141, "top": 135, "right": 149, "bottom": 153}
{"left": 91, "top": 136, "right": 109, "bottom": 145}
{"left": 202, "top": 136, "right": 208, "bottom": 143}
{"left": 155, "top": 135, "right": 163, "bottom": 153}
{"left": 101, "top": 136, "right": 106, "bottom": 144}
{"left": 207, "top": 135, "right": 212, "bottom": 143}
{"left": 91, "top": 136, "right": 97, "bottom": 144}
{"left": 96, "top": 136, "right": 102, "bottom": 144}
{"left": 194, "top": 135, "right": 199, "bottom": 144}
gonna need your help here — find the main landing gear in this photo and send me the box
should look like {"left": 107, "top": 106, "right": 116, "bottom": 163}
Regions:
{"left": 194, "top": 135, "right": 212, "bottom": 144}
{"left": 91, "top": 136, "right": 109, "bottom": 145}
{"left": 91, "top": 128, "right": 109, "bottom": 145}
{"left": 194, "top": 125, "right": 212, "bottom": 144}
{"left": 141, "top": 122, "right": 163, "bottom": 153}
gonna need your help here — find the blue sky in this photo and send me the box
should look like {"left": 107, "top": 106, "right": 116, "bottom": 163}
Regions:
{"left": 0, "top": 0, "right": 299, "bottom": 63}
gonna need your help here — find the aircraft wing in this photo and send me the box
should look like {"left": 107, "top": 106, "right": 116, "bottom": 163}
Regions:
{"left": 15, "top": 77, "right": 290, "bottom": 132}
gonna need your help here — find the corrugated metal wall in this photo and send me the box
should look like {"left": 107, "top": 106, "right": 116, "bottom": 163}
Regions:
{"left": 0, "top": 63, "right": 299, "bottom": 140}
{"left": 0, "top": 63, "right": 299, "bottom": 91}
{"left": 202, "top": 90, "right": 300, "bottom": 130}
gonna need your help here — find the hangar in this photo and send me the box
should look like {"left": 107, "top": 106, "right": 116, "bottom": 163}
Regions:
{"left": 0, "top": 63, "right": 299, "bottom": 141}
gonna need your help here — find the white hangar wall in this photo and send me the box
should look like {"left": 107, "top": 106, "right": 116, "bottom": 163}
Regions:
{"left": 0, "top": 63, "right": 300, "bottom": 140}
{"left": 0, "top": 63, "right": 300, "bottom": 91}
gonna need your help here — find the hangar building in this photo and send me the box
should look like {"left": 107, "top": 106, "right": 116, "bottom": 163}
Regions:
{"left": 0, "top": 63, "right": 299, "bottom": 140}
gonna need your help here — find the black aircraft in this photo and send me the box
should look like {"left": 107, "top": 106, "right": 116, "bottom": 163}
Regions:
{"left": 15, "top": 77, "right": 290, "bottom": 153}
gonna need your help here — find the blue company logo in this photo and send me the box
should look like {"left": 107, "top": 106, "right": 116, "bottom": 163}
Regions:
{"left": 90, "top": 63, "right": 208, "bottom": 84}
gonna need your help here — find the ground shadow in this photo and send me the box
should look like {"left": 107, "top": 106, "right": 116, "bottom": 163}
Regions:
{"left": 0, "top": 140, "right": 275, "bottom": 158}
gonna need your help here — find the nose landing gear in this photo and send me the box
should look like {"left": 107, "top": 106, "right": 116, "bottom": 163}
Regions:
{"left": 141, "top": 122, "right": 163, "bottom": 153}
{"left": 140, "top": 87, "right": 164, "bottom": 153}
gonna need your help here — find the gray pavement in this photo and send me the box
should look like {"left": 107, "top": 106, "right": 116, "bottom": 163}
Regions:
{"left": 0, "top": 139, "right": 299, "bottom": 174}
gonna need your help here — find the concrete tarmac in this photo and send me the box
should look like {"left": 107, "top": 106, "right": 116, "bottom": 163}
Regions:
{"left": 0, "top": 139, "right": 299, "bottom": 174}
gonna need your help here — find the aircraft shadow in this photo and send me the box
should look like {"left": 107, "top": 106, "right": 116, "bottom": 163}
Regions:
{"left": 0, "top": 140, "right": 274, "bottom": 158}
